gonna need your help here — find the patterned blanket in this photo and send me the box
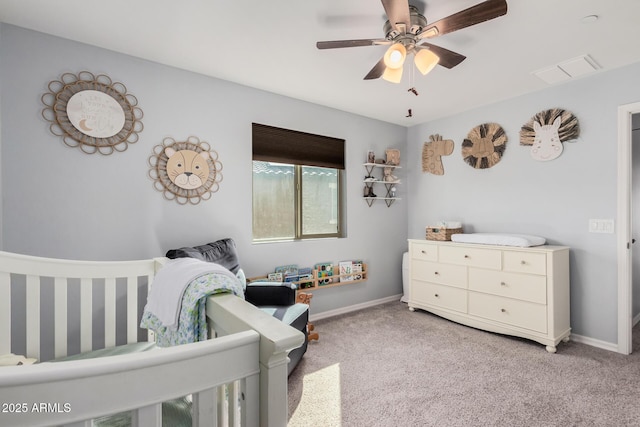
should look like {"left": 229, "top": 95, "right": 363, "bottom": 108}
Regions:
{"left": 140, "top": 272, "right": 244, "bottom": 347}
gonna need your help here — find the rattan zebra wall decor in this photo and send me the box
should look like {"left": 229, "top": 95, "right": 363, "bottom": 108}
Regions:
{"left": 520, "top": 108, "right": 580, "bottom": 161}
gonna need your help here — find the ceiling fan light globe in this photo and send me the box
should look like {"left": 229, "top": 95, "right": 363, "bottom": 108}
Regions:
{"left": 415, "top": 49, "right": 440, "bottom": 75}
{"left": 383, "top": 44, "right": 407, "bottom": 69}
{"left": 382, "top": 66, "right": 403, "bottom": 84}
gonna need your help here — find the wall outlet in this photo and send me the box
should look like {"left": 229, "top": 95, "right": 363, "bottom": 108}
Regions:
{"left": 589, "top": 219, "right": 614, "bottom": 233}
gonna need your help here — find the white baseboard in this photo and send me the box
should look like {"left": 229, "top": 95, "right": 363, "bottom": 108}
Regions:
{"left": 309, "top": 297, "right": 626, "bottom": 354}
{"left": 309, "top": 294, "right": 403, "bottom": 322}
{"left": 570, "top": 334, "right": 619, "bottom": 353}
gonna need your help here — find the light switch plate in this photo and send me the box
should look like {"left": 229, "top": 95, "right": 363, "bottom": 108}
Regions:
{"left": 589, "top": 219, "right": 614, "bottom": 233}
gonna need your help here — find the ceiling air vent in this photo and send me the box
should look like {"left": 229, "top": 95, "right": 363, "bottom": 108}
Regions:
{"left": 532, "top": 54, "right": 600, "bottom": 84}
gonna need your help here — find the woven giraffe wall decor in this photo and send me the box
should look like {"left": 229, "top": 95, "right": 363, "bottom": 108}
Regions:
{"left": 422, "top": 134, "right": 454, "bottom": 175}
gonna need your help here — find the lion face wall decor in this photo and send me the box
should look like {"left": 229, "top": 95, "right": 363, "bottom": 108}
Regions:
{"left": 520, "top": 108, "right": 580, "bottom": 161}
{"left": 148, "top": 136, "right": 223, "bottom": 205}
{"left": 461, "top": 123, "right": 507, "bottom": 169}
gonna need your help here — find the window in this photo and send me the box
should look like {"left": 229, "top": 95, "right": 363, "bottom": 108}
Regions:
{"left": 252, "top": 123, "right": 345, "bottom": 241}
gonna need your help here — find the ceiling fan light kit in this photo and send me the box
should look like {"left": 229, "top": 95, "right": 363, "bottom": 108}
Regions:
{"left": 383, "top": 66, "right": 404, "bottom": 83}
{"left": 316, "top": 0, "right": 508, "bottom": 84}
{"left": 383, "top": 43, "right": 407, "bottom": 69}
{"left": 414, "top": 48, "right": 440, "bottom": 75}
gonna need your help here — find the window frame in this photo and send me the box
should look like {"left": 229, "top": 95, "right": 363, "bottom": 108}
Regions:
{"left": 295, "top": 164, "right": 343, "bottom": 240}
{"left": 252, "top": 123, "right": 345, "bottom": 242}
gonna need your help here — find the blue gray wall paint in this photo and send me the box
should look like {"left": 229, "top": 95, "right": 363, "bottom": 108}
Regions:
{"left": 407, "top": 63, "right": 640, "bottom": 345}
{"left": 0, "top": 24, "right": 408, "bottom": 317}
{"left": 3, "top": 22, "right": 640, "bottom": 346}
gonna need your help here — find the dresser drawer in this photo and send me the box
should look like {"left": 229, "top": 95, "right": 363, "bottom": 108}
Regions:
{"left": 468, "top": 292, "right": 547, "bottom": 333}
{"left": 503, "top": 251, "right": 546, "bottom": 275}
{"left": 411, "top": 259, "right": 467, "bottom": 289}
{"left": 411, "top": 281, "right": 467, "bottom": 313}
{"left": 439, "top": 246, "right": 501, "bottom": 270}
{"left": 411, "top": 243, "right": 438, "bottom": 262}
{"left": 468, "top": 268, "right": 546, "bottom": 304}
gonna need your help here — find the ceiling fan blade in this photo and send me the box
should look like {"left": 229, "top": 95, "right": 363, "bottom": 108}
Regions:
{"left": 419, "top": 0, "right": 507, "bottom": 39}
{"left": 317, "top": 39, "right": 387, "bottom": 49}
{"left": 381, "top": 0, "right": 411, "bottom": 31}
{"left": 417, "top": 43, "right": 466, "bottom": 69}
{"left": 364, "top": 58, "right": 387, "bottom": 80}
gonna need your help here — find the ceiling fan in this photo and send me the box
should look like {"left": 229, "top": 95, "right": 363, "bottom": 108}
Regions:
{"left": 316, "top": 0, "right": 508, "bottom": 83}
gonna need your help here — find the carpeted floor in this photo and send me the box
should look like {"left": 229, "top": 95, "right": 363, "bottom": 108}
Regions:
{"left": 288, "top": 301, "right": 640, "bottom": 427}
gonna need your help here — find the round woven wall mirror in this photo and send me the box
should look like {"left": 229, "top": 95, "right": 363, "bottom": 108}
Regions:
{"left": 42, "top": 71, "right": 144, "bottom": 155}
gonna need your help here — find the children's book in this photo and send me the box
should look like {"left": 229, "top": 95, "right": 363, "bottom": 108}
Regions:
{"left": 315, "top": 262, "right": 334, "bottom": 285}
{"left": 339, "top": 261, "right": 354, "bottom": 282}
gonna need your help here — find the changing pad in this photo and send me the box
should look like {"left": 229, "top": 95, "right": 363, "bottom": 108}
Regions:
{"left": 451, "top": 233, "right": 546, "bottom": 247}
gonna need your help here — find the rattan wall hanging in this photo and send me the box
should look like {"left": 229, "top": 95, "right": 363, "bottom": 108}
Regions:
{"left": 520, "top": 108, "right": 579, "bottom": 161}
{"left": 461, "top": 123, "right": 507, "bottom": 169}
{"left": 422, "top": 134, "right": 454, "bottom": 175}
{"left": 41, "top": 71, "right": 144, "bottom": 155}
{"left": 148, "top": 136, "right": 223, "bottom": 205}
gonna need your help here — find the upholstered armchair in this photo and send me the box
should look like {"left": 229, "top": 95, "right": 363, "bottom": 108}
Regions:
{"left": 165, "top": 238, "right": 311, "bottom": 375}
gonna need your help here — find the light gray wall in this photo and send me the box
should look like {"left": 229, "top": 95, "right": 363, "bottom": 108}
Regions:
{"left": 407, "top": 62, "right": 640, "bottom": 345}
{"left": 0, "top": 24, "right": 408, "bottom": 316}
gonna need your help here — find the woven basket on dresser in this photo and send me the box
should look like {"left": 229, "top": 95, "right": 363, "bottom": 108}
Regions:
{"left": 426, "top": 227, "right": 463, "bottom": 241}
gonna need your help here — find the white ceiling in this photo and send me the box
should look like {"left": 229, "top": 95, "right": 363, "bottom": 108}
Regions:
{"left": 1, "top": 0, "right": 640, "bottom": 126}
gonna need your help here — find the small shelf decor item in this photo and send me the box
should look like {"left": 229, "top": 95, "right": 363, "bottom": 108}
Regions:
{"left": 41, "top": 71, "right": 143, "bottom": 155}
{"left": 462, "top": 123, "right": 507, "bottom": 169}
{"left": 520, "top": 108, "right": 579, "bottom": 162}
{"left": 363, "top": 150, "right": 401, "bottom": 207}
{"left": 422, "top": 134, "right": 454, "bottom": 175}
{"left": 426, "top": 222, "right": 463, "bottom": 241}
{"left": 148, "top": 136, "right": 223, "bottom": 205}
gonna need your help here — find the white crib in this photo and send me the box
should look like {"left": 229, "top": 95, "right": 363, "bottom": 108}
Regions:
{"left": 0, "top": 250, "right": 304, "bottom": 427}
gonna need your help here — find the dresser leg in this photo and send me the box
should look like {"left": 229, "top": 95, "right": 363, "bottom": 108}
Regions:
{"left": 545, "top": 345, "right": 557, "bottom": 353}
{"left": 408, "top": 306, "right": 415, "bottom": 312}
{"left": 562, "top": 336, "right": 570, "bottom": 343}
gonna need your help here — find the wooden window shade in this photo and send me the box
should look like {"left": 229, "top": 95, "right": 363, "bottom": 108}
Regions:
{"left": 252, "top": 123, "right": 345, "bottom": 169}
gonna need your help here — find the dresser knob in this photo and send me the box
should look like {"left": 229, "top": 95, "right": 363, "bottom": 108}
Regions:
{"left": 501, "top": 308, "right": 506, "bottom": 313}
{"left": 464, "top": 255, "right": 470, "bottom": 259}
{"left": 434, "top": 294, "right": 439, "bottom": 298}
{"left": 434, "top": 271, "right": 440, "bottom": 275}
{"left": 521, "top": 260, "right": 526, "bottom": 265}
{"left": 421, "top": 250, "right": 426, "bottom": 254}
{"left": 500, "top": 282, "right": 507, "bottom": 286}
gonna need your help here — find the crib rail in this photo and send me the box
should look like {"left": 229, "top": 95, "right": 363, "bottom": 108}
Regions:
{"left": 0, "top": 251, "right": 305, "bottom": 426}
{"left": 207, "top": 294, "right": 305, "bottom": 427}
{"left": 0, "top": 250, "right": 163, "bottom": 361}
{"left": 0, "top": 330, "right": 260, "bottom": 426}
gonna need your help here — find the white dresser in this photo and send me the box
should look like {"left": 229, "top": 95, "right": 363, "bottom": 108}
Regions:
{"left": 407, "top": 239, "right": 570, "bottom": 352}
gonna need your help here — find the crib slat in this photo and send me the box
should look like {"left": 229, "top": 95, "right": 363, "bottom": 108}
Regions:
{"left": 0, "top": 272, "right": 10, "bottom": 355}
{"left": 26, "top": 275, "right": 41, "bottom": 361}
{"left": 127, "top": 276, "right": 138, "bottom": 344}
{"left": 54, "top": 277, "right": 68, "bottom": 358}
{"left": 228, "top": 380, "right": 240, "bottom": 426}
{"left": 244, "top": 372, "right": 260, "bottom": 426}
{"left": 218, "top": 386, "right": 227, "bottom": 425}
{"left": 193, "top": 387, "right": 217, "bottom": 426}
{"left": 80, "top": 278, "right": 92, "bottom": 353}
{"left": 133, "top": 403, "right": 162, "bottom": 427}
{"left": 104, "top": 277, "right": 116, "bottom": 348}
